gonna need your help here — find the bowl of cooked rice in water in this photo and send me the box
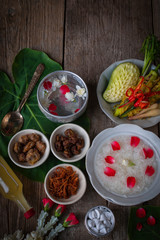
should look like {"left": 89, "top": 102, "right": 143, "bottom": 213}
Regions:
{"left": 86, "top": 124, "right": 160, "bottom": 206}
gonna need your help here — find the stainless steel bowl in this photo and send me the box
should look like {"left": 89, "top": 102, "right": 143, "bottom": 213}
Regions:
{"left": 37, "top": 70, "right": 88, "bottom": 123}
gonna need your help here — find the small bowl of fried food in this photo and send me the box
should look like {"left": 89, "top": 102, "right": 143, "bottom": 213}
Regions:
{"left": 50, "top": 123, "right": 90, "bottom": 162}
{"left": 8, "top": 129, "right": 50, "bottom": 169}
{"left": 44, "top": 163, "right": 87, "bottom": 205}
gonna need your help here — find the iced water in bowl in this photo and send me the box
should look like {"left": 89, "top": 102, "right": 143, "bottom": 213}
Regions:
{"left": 37, "top": 71, "right": 88, "bottom": 122}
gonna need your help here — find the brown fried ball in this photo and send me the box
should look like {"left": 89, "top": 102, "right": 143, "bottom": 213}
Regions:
{"left": 19, "top": 135, "right": 29, "bottom": 145}
{"left": 36, "top": 141, "right": 46, "bottom": 154}
{"left": 13, "top": 142, "right": 23, "bottom": 154}
{"left": 23, "top": 141, "right": 35, "bottom": 153}
{"left": 26, "top": 148, "right": 40, "bottom": 165}
{"left": 18, "top": 153, "right": 26, "bottom": 162}
{"left": 28, "top": 133, "right": 41, "bottom": 142}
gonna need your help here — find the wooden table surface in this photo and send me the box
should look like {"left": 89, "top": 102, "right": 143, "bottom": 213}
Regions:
{"left": 0, "top": 0, "right": 160, "bottom": 239}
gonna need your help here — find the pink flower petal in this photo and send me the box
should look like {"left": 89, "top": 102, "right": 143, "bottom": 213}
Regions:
{"left": 42, "top": 198, "right": 55, "bottom": 211}
{"left": 48, "top": 103, "right": 57, "bottom": 112}
{"left": 60, "top": 85, "right": 70, "bottom": 94}
{"left": 111, "top": 141, "right": 121, "bottom": 151}
{"left": 143, "top": 148, "right": 154, "bottom": 159}
{"left": 104, "top": 167, "right": 116, "bottom": 176}
{"left": 136, "top": 223, "right": 143, "bottom": 231}
{"left": 130, "top": 136, "right": 140, "bottom": 147}
{"left": 43, "top": 81, "right": 52, "bottom": 90}
{"left": 136, "top": 208, "right": 146, "bottom": 218}
{"left": 127, "top": 176, "right": 136, "bottom": 188}
{"left": 147, "top": 216, "right": 156, "bottom": 226}
{"left": 55, "top": 204, "right": 66, "bottom": 217}
{"left": 75, "top": 108, "right": 80, "bottom": 113}
{"left": 145, "top": 165, "right": 155, "bottom": 176}
{"left": 105, "top": 156, "right": 115, "bottom": 164}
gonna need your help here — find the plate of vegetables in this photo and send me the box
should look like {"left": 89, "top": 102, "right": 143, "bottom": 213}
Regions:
{"left": 97, "top": 35, "right": 160, "bottom": 128}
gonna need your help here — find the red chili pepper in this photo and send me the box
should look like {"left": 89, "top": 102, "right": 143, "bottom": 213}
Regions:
{"left": 126, "top": 88, "right": 134, "bottom": 97}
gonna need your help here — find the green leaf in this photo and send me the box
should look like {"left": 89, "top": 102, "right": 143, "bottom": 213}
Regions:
{"left": 0, "top": 48, "right": 90, "bottom": 182}
{"left": 128, "top": 206, "right": 160, "bottom": 240}
{"left": 128, "top": 160, "right": 136, "bottom": 167}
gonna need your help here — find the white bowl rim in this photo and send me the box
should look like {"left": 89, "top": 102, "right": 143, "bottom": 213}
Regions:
{"left": 37, "top": 70, "right": 89, "bottom": 119}
{"left": 50, "top": 123, "right": 90, "bottom": 162}
{"left": 86, "top": 124, "right": 160, "bottom": 206}
{"left": 8, "top": 129, "right": 50, "bottom": 169}
{"left": 44, "top": 163, "right": 87, "bottom": 205}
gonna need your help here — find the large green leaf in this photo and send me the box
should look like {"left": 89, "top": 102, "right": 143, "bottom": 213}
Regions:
{"left": 128, "top": 206, "right": 160, "bottom": 240}
{"left": 0, "top": 48, "right": 90, "bottom": 182}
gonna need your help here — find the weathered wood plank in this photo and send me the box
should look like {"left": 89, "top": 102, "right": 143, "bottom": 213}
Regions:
{"left": 62, "top": 0, "right": 154, "bottom": 240}
{"left": 0, "top": 0, "right": 64, "bottom": 237}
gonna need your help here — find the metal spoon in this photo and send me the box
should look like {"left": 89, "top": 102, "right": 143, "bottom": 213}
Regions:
{"left": 1, "top": 63, "right": 45, "bottom": 136}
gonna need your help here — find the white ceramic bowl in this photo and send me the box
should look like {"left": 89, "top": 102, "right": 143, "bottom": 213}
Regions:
{"left": 8, "top": 129, "right": 50, "bottom": 169}
{"left": 44, "top": 163, "right": 87, "bottom": 205}
{"left": 86, "top": 124, "right": 160, "bottom": 206}
{"left": 97, "top": 59, "right": 160, "bottom": 128}
{"left": 50, "top": 123, "right": 90, "bottom": 162}
{"left": 37, "top": 70, "right": 89, "bottom": 123}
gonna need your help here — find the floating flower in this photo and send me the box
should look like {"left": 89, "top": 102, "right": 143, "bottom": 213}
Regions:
{"left": 55, "top": 204, "right": 66, "bottom": 217}
{"left": 143, "top": 148, "right": 154, "bottom": 159}
{"left": 65, "top": 92, "right": 75, "bottom": 102}
{"left": 111, "top": 141, "right": 121, "bottom": 151}
{"left": 147, "top": 216, "right": 156, "bottom": 226}
{"left": 104, "top": 167, "right": 116, "bottom": 176}
{"left": 75, "top": 108, "right": 80, "bottom": 113}
{"left": 43, "top": 80, "right": 52, "bottom": 90}
{"left": 63, "top": 213, "right": 79, "bottom": 227}
{"left": 75, "top": 85, "right": 86, "bottom": 99}
{"left": 105, "top": 156, "right": 115, "bottom": 164}
{"left": 42, "top": 198, "right": 55, "bottom": 211}
{"left": 136, "top": 208, "right": 146, "bottom": 218}
{"left": 60, "top": 85, "right": 70, "bottom": 94}
{"left": 53, "top": 78, "right": 62, "bottom": 88}
{"left": 127, "top": 176, "right": 136, "bottom": 188}
{"left": 61, "top": 75, "right": 67, "bottom": 84}
{"left": 50, "top": 112, "right": 58, "bottom": 116}
{"left": 48, "top": 103, "right": 57, "bottom": 112}
{"left": 145, "top": 165, "right": 155, "bottom": 176}
{"left": 130, "top": 136, "right": 140, "bottom": 147}
{"left": 136, "top": 223, "right": 143, "bottom": 231}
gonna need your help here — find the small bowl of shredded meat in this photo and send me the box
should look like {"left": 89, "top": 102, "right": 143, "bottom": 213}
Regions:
{"left": 44, "top": 163, "right": 87, "bottom": 205}
{"left": 8, "top": 129, "right": 50, "bottom": 168}
{"left": 50, "top": 123, "right": 90, "bottom": 162}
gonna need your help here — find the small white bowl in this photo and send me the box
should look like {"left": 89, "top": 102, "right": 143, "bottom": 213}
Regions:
{"left": 44, "top": 163, "right": 87, "bottom": 205}
{"left": 50, "top": 123, "right": 90, "bottom": 162}
{"left": 8, "top": 129, "right": 50, "bottom": 169}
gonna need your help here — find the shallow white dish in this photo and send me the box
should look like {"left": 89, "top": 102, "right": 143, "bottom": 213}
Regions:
{"left": 50, "top": 123, "right": 90, "bottom": 162}
{"left": 86, "top": 124, "right": 160, "bottom": 206}
{"left": 8, "top": 129, "right": 50, "bottom": 169}
{"left": 97, "top": 59, "right": 160, "bottom": 128}
{"left": 44, "top": 163, "right": 87, "bottom": 205}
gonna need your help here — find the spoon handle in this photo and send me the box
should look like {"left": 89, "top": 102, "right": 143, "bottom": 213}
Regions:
{"left": 17, "top": 63, "right": 45, "bottom": 112}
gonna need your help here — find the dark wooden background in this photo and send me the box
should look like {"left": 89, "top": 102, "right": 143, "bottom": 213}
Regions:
{"left": 0, "top": 0, "right": 160, "bottom": 239}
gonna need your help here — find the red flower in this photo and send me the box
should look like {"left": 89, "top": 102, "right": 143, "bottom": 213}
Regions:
{"left": 42, "top": 198, "right": 55, "bottom": 211}
{"left": 43, "top": 81, "right": 52, "bottom": 90}
{"left": 147, "top": 216, "right": 156, "bottom": 226}
{"left": 143, "top": 148, "right": 154, "bottom": 159}
{"left": 111, "top": 141, "right": 121, "bottom": 151}
{"left": 136, "top": 208, "right": 146, "bottom": 218}
{"left": 55, "top": 204, "right": 66, "bottom": 217}
{"left": 63, "top": 213, "right": 79, "bottom": 227}
{"left": 136, "top": 223, "right": 143, "bottom": 231}
{"left": 75, "top": 108, "right": 80, "bottom": 113}
{"left": 48, "top": 103, "right": 57, "bottom": 112}
{"left": 104, "top": 167, "right": 116, "bottom": 176}
{"left": 127, "top": 176, "right": 136, "bottom": 188}
{"left": 105, "top": 156, "right": 115, "bottom": 164}
{"left": 130, "top": 136, "right": 140, "bottom": 147}
{"left": 60, "top": 85, "right": 70, "bottom": 94}
{"left": 145, "top": 166, "right": 155, "bottom": 176}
